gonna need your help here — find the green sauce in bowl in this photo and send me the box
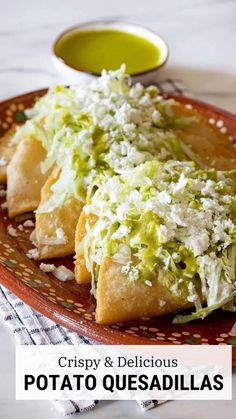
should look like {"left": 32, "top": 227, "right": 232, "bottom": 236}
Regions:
{"left": 54, "top": 28, "right": 164, "bottom": 75}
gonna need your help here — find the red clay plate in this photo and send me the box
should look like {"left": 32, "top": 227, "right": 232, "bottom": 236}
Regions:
{"left": 0, "top": 89, "right": 235, "bottom": 364}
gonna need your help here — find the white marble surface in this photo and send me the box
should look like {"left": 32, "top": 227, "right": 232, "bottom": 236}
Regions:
{"left": 0, "top": 0, "right": 236, "bottom": 418}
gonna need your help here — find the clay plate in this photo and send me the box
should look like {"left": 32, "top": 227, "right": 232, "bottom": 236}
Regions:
{"left": 0, "top": 89, "right": 235, "bottom": 364}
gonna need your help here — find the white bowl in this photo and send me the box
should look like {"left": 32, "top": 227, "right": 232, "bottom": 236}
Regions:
{"left": 53, "top": 20, "right": 169, "bottom": 84}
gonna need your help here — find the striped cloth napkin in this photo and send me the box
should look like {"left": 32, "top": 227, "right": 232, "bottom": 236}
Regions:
{"left": 0, "top": 78, "right": 187, "bottom": 416}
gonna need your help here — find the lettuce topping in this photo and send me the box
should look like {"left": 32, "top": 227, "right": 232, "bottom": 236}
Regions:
{"left": 12, "top": 66, "right": 196, "bottom": 212}
{"left": 82, "top": 160, "right": 236, "bottom": 322}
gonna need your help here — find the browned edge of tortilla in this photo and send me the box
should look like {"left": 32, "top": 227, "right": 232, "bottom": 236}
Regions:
{"left": 36, "top": 167, "right": 83, "bottom": 259}
{"left": 7, "top": 136, "right": 49, "bottom": 218}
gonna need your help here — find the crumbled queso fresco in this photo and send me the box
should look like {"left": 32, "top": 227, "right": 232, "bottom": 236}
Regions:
{"left": 7, "top": 225, "right": 18, "bottom": 237}
{"left": 23, "top": 219, "right": 35, "bottom": 228}
{"left": 26, "top": 248, "right": 39, "bottom": 260}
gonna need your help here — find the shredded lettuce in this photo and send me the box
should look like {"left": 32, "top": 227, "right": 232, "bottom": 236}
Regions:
{"left": 173, "top": 291, "right": 236, "bottom": 323}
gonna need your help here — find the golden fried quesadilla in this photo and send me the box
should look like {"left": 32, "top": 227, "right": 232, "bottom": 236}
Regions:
{"left": 75, "top": 160, "right": 236, "bottom": 324}
{"left": 7, "top": 136, "right": 50, "bottom": 218}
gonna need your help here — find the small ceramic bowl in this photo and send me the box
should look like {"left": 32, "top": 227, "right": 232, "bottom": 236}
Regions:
{"left": 53, "top": 20, "right": 169, "bottom": 84}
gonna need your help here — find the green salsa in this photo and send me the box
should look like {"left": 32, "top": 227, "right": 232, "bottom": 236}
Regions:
{"left": 55, "top": 29, "right": 161, "bottom": 75}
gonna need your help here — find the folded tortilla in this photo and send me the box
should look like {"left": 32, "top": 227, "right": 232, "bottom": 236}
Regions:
{"left": 36, "top": 167, "right": 83, "bottom": 259}
{"left": 7, "top": 136, "right": 50, "bottom": 218}
{"left": 75, "top": 210, "right": 97, "bottom": 283}
{"left": 74, "top": 213, "right": 199, "bottom": 323}
{"left": 173, "top": 103, "right": 236, "bottom": 170}
{"left": 96, "top": 257, "right": 194, "bottom": 324}
{"left": 0, "top": 127, "right": 17, "bottom": 184}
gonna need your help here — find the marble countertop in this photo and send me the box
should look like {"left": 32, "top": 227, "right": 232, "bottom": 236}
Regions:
{"left": 1, "top": 0, "right": 236, "bottom": 112}
{"left": 0, "top": 0, "right": 236, "bottom": 418}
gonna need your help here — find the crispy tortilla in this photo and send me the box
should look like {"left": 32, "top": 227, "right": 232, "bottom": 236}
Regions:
{"left": 75, "top": 218, "right": 198, "bottom": 324}
{"left": 7, "top": 136, "right": 50, "bottom": 218}
{"left": 36, "top": 167, "right": 83, "bottom": 259}
{"left": 75, "top": 211, "right": 97, "bottom": 284}
{"left": 96, "top": 257, "right": 193, "bottom": 324}
{"left": 0, "top": 127, "right": 17, "bottom": 184}
{"left": 173, "top": 103, "right": 236, "bottom": 170}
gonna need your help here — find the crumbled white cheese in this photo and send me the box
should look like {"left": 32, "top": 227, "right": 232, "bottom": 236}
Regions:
{"left": 7, "top": 225, "right": 17, "bottom": 237}
{"left": 53, "top": 265, "right": 74, "bottom": 281}
{"left": 112, "top": 225, "right": 131, "bottom": 240}
{"left": 26, "top": 248, "right": 39, "bottom": 260}
{"left": 152, "top": 109, "right": 161, "bottom": 124}
{"left": 172, "top": 172, "right": 188, "bottom": 193}
{"left": 121, "top": 261, "right": 139, "bottom": 281}
{"left": 184, "top": 230, "right": 210, "bottom": 257}
{"left": 39, "top": 263, "right": 55, "bottom": 273}
{"left": 23, "top": 220, "right": 35, "bottom": 228}
{"left": 157, "top": 190, "right": 171, "bottom": 204}
{"left": 145, "top": 280, "right": 152, "bottom": 287}
{"left": 128, "top": 266, "right": 139, "bottom": 281}
{"left": 121, "top": 261, "right": 132, "bottom": 274}
{"left": 41, "top": 228, "right": 68, "bottom": 245}
{"left": 56, "top": 227, "right": 67, "bottom": 240}
{"left": 113, "top": 245, "right": 131, "bottom": 265}
{"left": 17, "top": 224, "right": 24, "bottom": 232}
{"left": 159, "top": 300, "right": 166, "bottom": 307}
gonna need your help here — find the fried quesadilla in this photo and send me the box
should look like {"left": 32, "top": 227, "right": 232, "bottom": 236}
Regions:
{"left": 7, "top": 136, "right": 50, "bottom": 218}
{"left": 36, "top": 166, "right": 83, "bottom": 259}
{"left": 76, "top": 160, "right": 236, "bottom": 323}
